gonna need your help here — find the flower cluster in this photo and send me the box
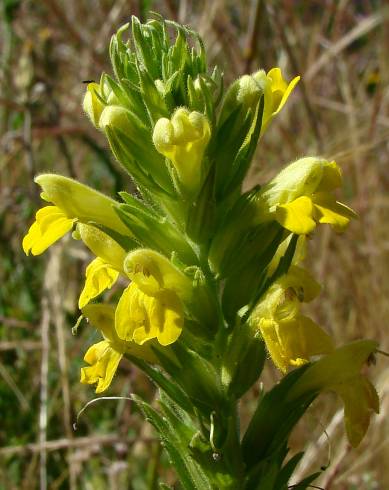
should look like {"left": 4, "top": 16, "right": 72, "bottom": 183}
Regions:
{"left": 23, "top": 16, "right": 379, "bottom": 487}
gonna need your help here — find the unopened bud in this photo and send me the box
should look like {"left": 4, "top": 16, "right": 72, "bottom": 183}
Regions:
{"left": 83, "top": 83, "right": 105, "bottom": 128}
{"left": 153, "top": 108, "right": 211, "bottom": 195}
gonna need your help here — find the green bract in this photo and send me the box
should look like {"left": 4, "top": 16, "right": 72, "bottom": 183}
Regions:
{"left": 23, "top": 15, "right": 379, "bottom": 490}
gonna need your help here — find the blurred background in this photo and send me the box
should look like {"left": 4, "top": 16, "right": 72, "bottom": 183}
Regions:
{"left": 0, "top": 0, "right": 388, "bottom": 488}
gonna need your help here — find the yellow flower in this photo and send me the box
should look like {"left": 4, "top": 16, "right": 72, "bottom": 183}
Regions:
{"left": 22, "top": 206, "right": 76, "bottom": 255}
{"left": 22, "top": 174, "right": 130, "bottom": 256}
{"left": 253, "top": 67, "right": 300, "bottom": 134}
{"left": 114, "top": 249, "right": 191, "bottom": 346}
{"left": 288, "top": 340, "right": 379, "bottom": 447}
{"left": 35, "top": 174, "right": 129, "bottom": 235}
{"left": 249, "top": 266, "right": 334, "bottom": 372}
{"left": 152, "top": 108, "right": 211, "bottom": 194}
{"left": 259, "top": 315, "right": 334, "bottom": 373}
{"left": 80, "top": 304, "right": 156, "bottom": 392}
{"left": 258, "top": 157, "right": 357, "bottom": 235}
{"left": 77, "top": 224, "right": 126, "bottom": 309}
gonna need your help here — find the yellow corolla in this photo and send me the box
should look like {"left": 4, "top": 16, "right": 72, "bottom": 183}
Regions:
{"left": 258, "top": 157, "right": 357, "bottom": 235}
{"left": 114, "top": 249, "right": 191, "bottom": 346}
{"left": 22, "top": 174, "right": 131, "bottom": 256}
{"left": 253, "top": 67, "right": 300, "bottom": 134}
{"left": 80, "top": 304, "right": 156, "bottom": 393}
{"left": 115, "top": 282, "right": 184, "bottom": 346}
{"left": 288, "top": 340, "right": 379, "bottom": 447}
{"left": 249, "top": 266, "right": 334, "bottom": 372}
{"left": 23, "top": 206, "right": 76, "bottom": 255}
{"left": 77, "top": 224, "right": 126, "bottom": 309}
{"left": 78, "top": 258, "right": 119, "bottom": 309}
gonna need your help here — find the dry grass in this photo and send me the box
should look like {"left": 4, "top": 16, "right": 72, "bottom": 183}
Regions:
{"left": 0, "top": 0, "right": 388, "bottom": 488}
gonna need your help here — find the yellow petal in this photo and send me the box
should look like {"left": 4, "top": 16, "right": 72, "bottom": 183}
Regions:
{"left": 22, "top": 206, "right": 75, "bottom": 255}
{"left": 259, "top": 315, "right": 334, "bottom": 373}
{"left": 35, "top": 174, "right": 130, "bottom": 236}
{"left": 78, "top": 257, "right": 119, "bottom": 309}
{"left": 259, "top": 157, "right": 325, "bottom": 208}
{"left": 81, "top": 340, "right": 122, "bottom": 393}
{"left": 267, "top": 68, "right": 300, "bottom": 116}
{"left": 115, "top": 283, "right": 145, "bottom": 342}
{"left": 115, "top": 283, "right": 183, "bottom": 346}
{"left": 275, "top": 75, "right": 300, "bottom": 114}
{"left": 276, "top": 196, "right": 316, "bottom": 234}
{"left": 335, "top": 376, "right": 379, "bottom": 447}
{"left": 259, "top": 318, "right": 290, "bottom": 372}
{"left": 81, "top": 303, "right": 117, "bottom": 342}
{"left": 82, "top": 303, "right": 158, "bottom": 364}
{"left": 279, "top": 265, "right": 321, "bottom": 303}
{"left": 316, "top": 160, "right": 343, "bottom": 192}
{"left": 313, "top": 193, "right": 357, "bottom": 232}
{"left": 155, "top": 291, "right": 183, "bottom": 346}
{"left": 288, "top": 340, "right": 378, "bottom": 399}
{"left": 77, "top": 223, "right": 126, "bottom": 271}
{"left": 124, "top": 249, "right": 193, "bottom": 302}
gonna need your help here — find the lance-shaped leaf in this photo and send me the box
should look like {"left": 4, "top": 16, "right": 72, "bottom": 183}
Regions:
{"left": 132, "top": 394, "right": 213, "bottom": 490}
{"left": 242, "top": 366, "right": 315, "bottom": 470}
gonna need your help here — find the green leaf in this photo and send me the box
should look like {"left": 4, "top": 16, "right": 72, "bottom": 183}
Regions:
{"left": 274, "top": 452, "right": 304, "bottom": 489}
{"left": 155, "top": 342, "right": 224, "bottom": 416}
{"left": 242, "top": 366, "right": 315, "bottom": 470}
{"left": 222, "top": 96, "right": 264, "bottom": 197}
{"left": 131, "top": 16, "right": 160, "bottom": 80}
{"left": 115, "top": 203, "right": 198, "bottom": 265}
{"left": 132, "top": 394, "right": 214, "bottom": 490}
{"left": 244, "top": 447, "right": 287, "bottom": 490}
{"left": 222, "top": 226, "right": 284, "bottom": 322}
{"left": 290, "top": 472, "right": 321, "bottom": 489}
{"left": 227, "top": 334, "right": 266, "bottom": 399}
{"left": 213, "top": 107, "right": 252, "bottom": 197}
{"left": 128, "top": 355, "right": 195, "bottom": 416}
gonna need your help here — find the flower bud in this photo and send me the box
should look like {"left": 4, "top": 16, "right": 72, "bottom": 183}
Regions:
{"left": 35, "top": 174, "right": 129, "bottom": 235}
{"left": 236, "top": 74, "right": 263, "bottom": 107}
{"left": 153, "top": 108, "right": 211, "bottom": 195}
{"left": 99, "top": 105, "right": 134, "bottom": 135}
{"left": 82, "top": 82, "right": 105, "bottom": 128}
